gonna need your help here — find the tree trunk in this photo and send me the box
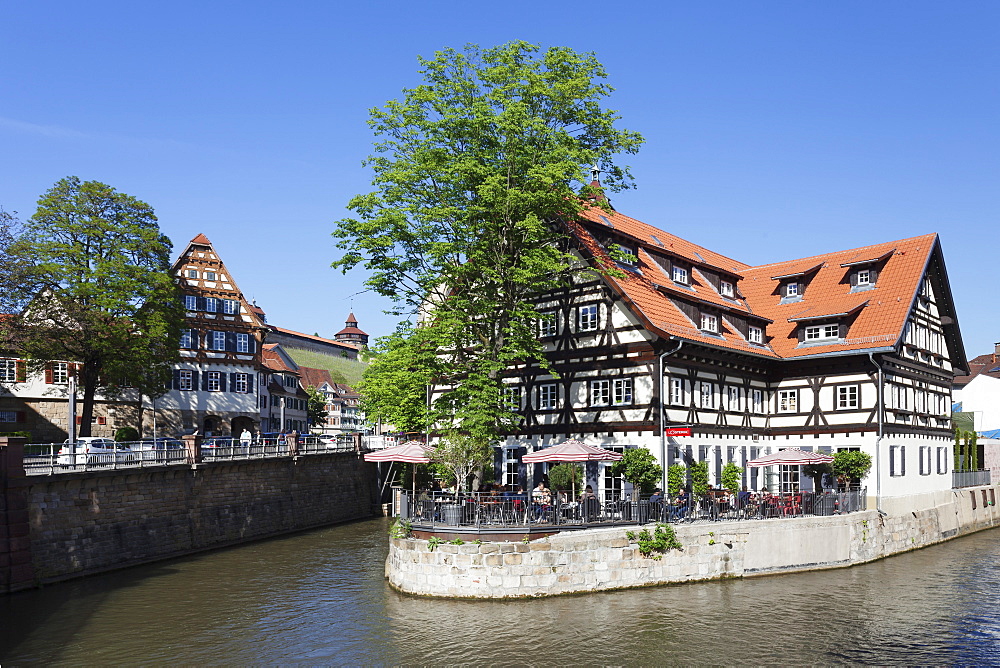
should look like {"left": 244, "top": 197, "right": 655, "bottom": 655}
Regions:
{"left": 78, "top": 360, "right": 100, "bottom": 437}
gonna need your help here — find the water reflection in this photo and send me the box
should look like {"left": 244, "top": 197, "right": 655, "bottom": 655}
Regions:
{"left": 3, "top": 517, "right": 1000, "bottom": 664}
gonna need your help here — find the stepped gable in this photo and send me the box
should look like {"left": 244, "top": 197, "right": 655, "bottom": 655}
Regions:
{"left": 570, "top": 206, "right": 940, "bottom": 360}
{"left": 740, "top": 234, "right": 937, "bottom": 359}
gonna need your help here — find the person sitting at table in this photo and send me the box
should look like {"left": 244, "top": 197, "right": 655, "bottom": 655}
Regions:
{"left": 670, "top": 488, "right": 690, "bottom": 521}
{"left": 578, "top": 485, "right": 599, "bottom": 521}
{"left": 532, "top": 482, "right": 551, "bottom": 521}
{"left": 649, "top": 488, "right": 664, "bottom": 504}
{"left": 648, "top": 487, "right": 665, "bottom": 520}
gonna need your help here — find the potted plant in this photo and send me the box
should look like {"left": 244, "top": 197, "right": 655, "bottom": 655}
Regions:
{"left": 667, "top": 464, "right": 687, "bottom": 496}
{"left": 721, "top": 462, "right": 743, "bottom": 495}
{"left": 832, "top": 450, "right": 872, "bottom": 490}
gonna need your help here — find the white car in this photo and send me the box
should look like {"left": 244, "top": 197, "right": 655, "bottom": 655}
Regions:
{"left": 58, "top": 437, "right": 136, "bottom": 466}
{"left": 134, "top": 438, "right": 186, "bottom": 462}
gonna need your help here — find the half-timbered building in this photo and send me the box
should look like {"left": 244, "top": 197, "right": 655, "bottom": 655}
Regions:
{"left": 497, "top": 198, "right": 968, "bottom": 504}
{"left": 143, "top": 234, "right": 268, "bottom": 438}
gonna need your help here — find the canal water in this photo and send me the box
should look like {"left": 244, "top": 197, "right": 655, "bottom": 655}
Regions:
{"left": 3, "top": 517, "right": 1000, "bottom": 665}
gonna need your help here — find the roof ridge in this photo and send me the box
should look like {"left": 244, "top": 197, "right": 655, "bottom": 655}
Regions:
{"left": 745, "top": 233, "right": 938, "bottom": 272}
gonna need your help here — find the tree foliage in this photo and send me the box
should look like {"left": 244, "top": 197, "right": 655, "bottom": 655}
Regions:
{"left": 0, "top": 177, "right": 183, "bottom": 436}
{"left": 610, "top": 448, "right": 663, "bottom": 496}
{"left": 433, "top": 433, "right": 493, "bottom": 494}
{"left": 720, "top": 462, "right": 744, "bottom": 494}
{"left": 667, "top": 464, "right": 687, "bottom": 496}
{"left": 548, "top": 463, "right": 583, "bottom": 491}
{"left": 305, "top": 386, "right": 329, "bottom": 429}
{"left": 334, "top": 41, "right": 643, "bottom": 449}
{"left": 832, "top": 450, "right": 873, "bottom": 487}
{"left": 358, "top": 323, "right": 437, "bottom": 433}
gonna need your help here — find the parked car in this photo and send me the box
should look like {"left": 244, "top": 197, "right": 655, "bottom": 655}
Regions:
{"left": 201, "top": 436, "right": 244, "bottom": 456}
{"left": 58, "top": 437, "right": 136, "bottom": 466}
{"left": 134, "top": 438, "right": 186, "bottom": 462}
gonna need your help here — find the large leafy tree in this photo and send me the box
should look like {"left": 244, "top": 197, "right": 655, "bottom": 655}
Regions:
{"left": 335, "top": 41, "right": 643, "bottom": 447}
{"left": 305, "top": 386, "right": 329, "bottom": 430}
{"left": 0, "top": 177, "right": 183, "bottom": 436}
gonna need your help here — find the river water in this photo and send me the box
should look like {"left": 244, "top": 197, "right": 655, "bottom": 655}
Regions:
{"left": 3, "top": 517, "right": 1000, "bottom": 665}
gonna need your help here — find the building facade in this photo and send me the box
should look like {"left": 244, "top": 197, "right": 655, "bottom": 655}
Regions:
{"left": 490, "top": 202, "right": 967, "bottom": 503}
{"left": 144, "top": 234, "right": 268, "bottom": 438}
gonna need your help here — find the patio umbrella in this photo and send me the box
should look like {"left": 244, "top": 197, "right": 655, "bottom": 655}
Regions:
{"left": 522, "top": 439, "right": 623, "bottom": 499}
{"left": 365, "top": 440, "right": 434, "bottom": 498}
{"left": 747, "top": 447, "right": 834, "bottom": 467}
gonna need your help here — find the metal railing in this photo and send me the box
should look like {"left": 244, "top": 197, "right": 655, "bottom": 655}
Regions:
{"left": 953, "top": 469, "right": 992, "bottom": 489}
{"left": 398, "top": 488, "right": 868, "bottom": 529}
{"left": 22, "top": 435, "right": 363, "bottom": 476}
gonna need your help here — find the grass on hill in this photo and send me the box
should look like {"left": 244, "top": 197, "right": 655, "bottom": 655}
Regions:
{"left": 283, "top": 347, "right": 367, "bottom": 386}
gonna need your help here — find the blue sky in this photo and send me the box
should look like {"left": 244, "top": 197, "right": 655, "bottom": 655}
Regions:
{"left": 2, "top": 1, "right": 997, "bottom": 358}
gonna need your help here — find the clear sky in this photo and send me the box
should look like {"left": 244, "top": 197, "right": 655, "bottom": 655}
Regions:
{"left": 2, "top": 1, "right": 997, "bottom": 358}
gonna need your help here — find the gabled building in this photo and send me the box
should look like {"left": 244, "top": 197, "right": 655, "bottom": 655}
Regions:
{"left": 145, "top": 234, "right": 268, "bottom": 438}
{"left": 494, "top": 200, "right": 968, "bottom": 504}
{"left": 953, "top": 343, "right": 1000, "bottom": 433}
{"left": 334, "top": 313, "right": 369, "bottom": 348}
{"left": 297, "top": 366, "right": 364, "bottom": 436}
{"left": 259, "top": 343, "right": 308, "bottom": 433}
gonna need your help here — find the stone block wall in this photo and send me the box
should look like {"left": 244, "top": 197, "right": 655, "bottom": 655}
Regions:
{"left": 24, "top": 453, "right": 378, "bottom": 585}
{"left": 387, "top": 486, "right": 1000, "bottom": 598}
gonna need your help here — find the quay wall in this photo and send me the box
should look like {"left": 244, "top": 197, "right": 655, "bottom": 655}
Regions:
{"left": 2, "top": 439, "right": 378, "bottom": 592}
{"left": 386, "top": 486, "right": 1000, "bottom": 598}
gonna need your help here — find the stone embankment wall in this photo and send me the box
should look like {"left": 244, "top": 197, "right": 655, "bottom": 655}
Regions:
{"left": 1, "top": 437, "right": 378, "bottom": 592}
{"left": 386, "top": 487, "right": 1000, "bottom": 598}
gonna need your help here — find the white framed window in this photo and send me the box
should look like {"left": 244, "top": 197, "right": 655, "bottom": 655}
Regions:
{"left": 184, "top": 295, "right": 198, "bottom": 310}
{"left": 613, "top": 378, "right": 633, "bottom": 405}
{"left": 503, "top": 385, "right": 522, "bottom": 411}
{"left": 538, "top": 383, "right": 558, "bottom": 410}
{"left": 748, "top": 326, "right": 763, "bottom": 344}
{"left": 503, "top": 448, "right": 520, "bottom": 489}
{"left": 936, "top": 446, "right": 948, "bottom": 475}
{"left": 223, "top": 299, "right": 238, "bottom": 315}
{"left": 207, "top": 371, "right": 221, "bottom": 392}
{"left": 669, "top": 378, "right": 684, "bottom": 405}
{"left": 590, "top": 379, "right": 610, "bottom": 406}
{"left": 235, "top": 373, "right": 249, "bottom": 393}
{"left": 777, "top": 389, "right": 798, "bottom": 413}
{"left": 186, "top": 269, "right": 198, "bottom": 279}
{"left": 180, "top": 329, "right": 193, "bottom": 349}
{"left": 836, "top": 385, "right": 859, "bottom": 410}
{"left": 578, "top": 305, "right": 599, "bottom": 332}
{"left": 204, "top": 297, "right": 218, "bottom": 313}
{"left": 856, "top": 269, "right": 871, "bottom": 285}
{"left": 0, "top": 359, "right": 17, "bottom": 383}
{"left": 211, "top": 331, "right": 226, "bottom": 351}
{"left": 804, "top": 324, "right": 840, "bottom": 341}
{"left": 614, "top": 244, "right": 636, "bottom": 265}
{"left": 727, "top": 386, "right": 742, "bottom": 411}
{"left": 179, "top": 369, "right": 193, "bottom": 391}
{"left": 786, "top": 282, "right": 799, "bottom": 297}
{"left": 719, "top": 280, "right": 734, "bottom": 297}
{"left": 890, "top": 445, "right": 906, "bottom": 476}
{"left": 236, "top": 333, "right": 250, "bottom": 353}
{"left": 538, "top": 311, "right": 558, "bottom": 338}
{"left": 752, "top": 389, "right": 764, "bottom": 414}
{"left": 919, "top": 446, "right": 931, "bottom": 476}
{"left": 699, "top": 382, "right": 715, "bottom": 409}
{"left": 52, "top": 362, "right": 69, "bottom": 384}
{"left": 700, "top": 313, "right": 718, "bottom": 333}
{"left": 205, "top": 271, "right": 217, "bottom": 281}
{"left": 672, "top": 265, "right": 688, "bottom": 284}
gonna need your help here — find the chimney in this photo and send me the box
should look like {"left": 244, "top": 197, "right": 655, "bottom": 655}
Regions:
{"left": 994, "top": 341, "right": 1000, "bottom": 363}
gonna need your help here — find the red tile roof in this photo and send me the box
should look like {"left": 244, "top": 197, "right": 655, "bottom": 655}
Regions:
{"left": 298, "top": 366, "right": 334, "bottom": 389}
{"left": 190, "top": 233, "right": 212, "bottom": 245}
{"left": 569, "top": 207, "right": 939, "bottom": 361}
{"left": 262, "top": 344, "right": 298, "bottom": 373}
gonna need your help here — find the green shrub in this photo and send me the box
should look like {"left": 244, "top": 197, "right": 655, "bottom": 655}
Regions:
{"left": 114, "top": 426, "right": 140, "bottom": 442}
{"left": 548, "top": 463, "right": 583, "bottom": 491}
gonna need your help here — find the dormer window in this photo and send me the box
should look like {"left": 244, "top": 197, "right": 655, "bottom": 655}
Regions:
{"left": 719, "top": 280, "right": 734, "bottom": 297}
{"left": 785, "top": 282, "right": 800, "bottom": 298}
{"left": 856, "top": 269, "right": 871, "bottom": 286}
{"left": 748, "top": 325, "right": 763, "bottom": 343}
{"left": 672, "top": 265, "right": 689, "bottom": 284}
{"left": 804, "top": 323, "right": 840, "bottom": 341}
{"left": 700, "top": 313, "right": 719, "bottom": 333}
{"left": 614, "top": 244, "right": 636, "bottom": 265}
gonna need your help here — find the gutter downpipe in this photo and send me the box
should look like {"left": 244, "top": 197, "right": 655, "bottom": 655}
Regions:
{"left": 659, "top": 339, "right": 685, "bottom": 491}
{"left": 868, "top": 352, "right": 886, "bottom": 516}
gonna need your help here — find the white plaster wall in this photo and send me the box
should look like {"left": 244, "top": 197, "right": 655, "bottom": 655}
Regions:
{"left": 955, "top": 374, "right": 1000, "bottom": 432}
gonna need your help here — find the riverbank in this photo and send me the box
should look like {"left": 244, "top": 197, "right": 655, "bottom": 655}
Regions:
{"left": 386, "top": 485, "right": 1000, "bottom": 598}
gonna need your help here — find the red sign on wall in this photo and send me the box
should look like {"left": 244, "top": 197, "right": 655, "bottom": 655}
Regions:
{"left": 664, "top": 427, "right": 691, "bottom": 437}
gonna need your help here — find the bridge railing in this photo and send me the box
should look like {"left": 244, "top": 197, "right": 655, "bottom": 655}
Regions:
{"left": 22, "top": 435, "right": 363, "bottom": 475}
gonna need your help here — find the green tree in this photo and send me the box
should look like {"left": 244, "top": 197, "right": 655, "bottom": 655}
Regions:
{"left": 433, "top": 433, "right": 493, "bottom": 494}
{"left": 802, "top": 462, "right": 832, "bottom": 492}
{"left": 667, "top": 464, "right": 687, "bottom": 496}
{"left": 548, "top": 463, "right": 583, "bottom": 492}
{"left": 690, "top": 461, "right": 710, "bottom": 496}
{"left": 721, "top": 462, "right": 744, "bottom": 494}
{"left": 333, "top": 41, "right": 642, "bottom": 450}
{"left": 832, "top": 450, "right": 872, "bottom": 489}
{"left": 359, "top": 323, "right": 437, "bottom": 434}
{"left": 0, "top": 177, "right": 183, "bottom": 436}
{"left": 305, "top": 386, "right": 329, "bottom": 431}
{"left": 610, "top": 448, "right": 663, "bottom": 497}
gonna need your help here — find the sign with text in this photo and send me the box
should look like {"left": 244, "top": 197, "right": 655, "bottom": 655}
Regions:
{"left": 664, "top": 427, "right": 691, "bottom": 437}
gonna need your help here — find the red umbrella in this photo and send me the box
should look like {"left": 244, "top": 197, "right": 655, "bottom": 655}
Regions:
{"left": 747, "top": 447, "right": 834, "bottom": 467}
{"left": 365, "top": 440, "right": 434, "bottom": 498}
{"left": 522, "top": 439, "right": 623, "bottom": 463}
{"left": 522, "top": 439, "right": 623, "bottom": 500}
